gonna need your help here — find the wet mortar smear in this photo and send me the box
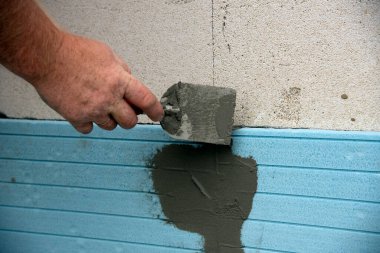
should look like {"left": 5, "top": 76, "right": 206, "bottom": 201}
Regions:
{"left": 148, "top": 144, "right": 258, "bottom": 253}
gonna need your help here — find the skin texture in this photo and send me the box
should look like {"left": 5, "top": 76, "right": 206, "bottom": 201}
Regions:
{"left": 0, "top": 0, "right": 163, "bottom": 133}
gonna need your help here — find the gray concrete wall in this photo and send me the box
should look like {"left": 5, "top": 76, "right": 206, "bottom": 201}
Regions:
{"left": 1, "top": 0, "right": 379, "bottom": 131}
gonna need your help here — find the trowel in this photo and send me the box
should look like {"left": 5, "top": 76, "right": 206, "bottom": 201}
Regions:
{"left": 160, "top": 82, "right": 236, "bottom": 145}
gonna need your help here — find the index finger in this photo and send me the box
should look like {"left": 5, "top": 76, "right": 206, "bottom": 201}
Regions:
{"left": 122, "top": 72, "right": 163, "bottom": 122}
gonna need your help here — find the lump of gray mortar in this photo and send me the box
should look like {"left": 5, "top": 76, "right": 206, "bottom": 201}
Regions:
{"left": 160, "top": 82, "right": 236, "bottom": 145}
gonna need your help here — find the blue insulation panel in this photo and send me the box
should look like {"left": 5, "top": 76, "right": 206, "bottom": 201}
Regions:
{"left": 0, "top": 119, "right": 379, "bottom": 253}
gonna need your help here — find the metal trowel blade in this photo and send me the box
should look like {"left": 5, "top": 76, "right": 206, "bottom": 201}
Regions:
{"left": 160, "top": 82, "right": 236, "bottom": 145}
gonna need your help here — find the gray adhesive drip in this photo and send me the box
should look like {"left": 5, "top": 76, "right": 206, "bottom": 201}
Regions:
{"left": 149, "top": 144, "right": 258, "bottom": 253}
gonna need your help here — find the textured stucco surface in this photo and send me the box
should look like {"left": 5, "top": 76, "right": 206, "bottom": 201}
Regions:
{"left": 0, "top": 0, "right": 379, "bottom": 131}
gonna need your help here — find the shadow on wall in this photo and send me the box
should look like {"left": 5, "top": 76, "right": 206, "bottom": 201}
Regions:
{"left": 0, "top": 112, "right": 8, "bottom": 118}
{"left": 149, "top": 144, "right": 258, "bottom": 253}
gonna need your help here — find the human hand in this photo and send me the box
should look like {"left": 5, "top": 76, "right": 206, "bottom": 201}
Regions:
{"left": 33, "top": 33, "right": 163, "bottom": 133}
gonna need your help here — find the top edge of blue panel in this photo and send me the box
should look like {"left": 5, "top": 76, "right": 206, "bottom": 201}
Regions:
{"left": 0, "top": 119, "right": 379, "bottom": 141}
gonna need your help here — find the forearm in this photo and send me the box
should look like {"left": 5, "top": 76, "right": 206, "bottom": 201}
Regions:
{"left": 0, "top": 0, "right": 63, "bottom": 83}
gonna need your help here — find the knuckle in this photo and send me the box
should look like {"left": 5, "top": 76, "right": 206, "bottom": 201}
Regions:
{"left": 99, "top": 122, "right": 117, "bottom": 131}
{"left": 107, "top": 124, "right": 117, "bottom": 131}
{"left": 80, "top": 128, "right": 93, "bottom": 134}
{"left": 123, "top": 74, "right": 133, "bottom": 93}
{"left": 74, "top": 123, "right": 93, "bottom": 134}
{"left": 106, "top": 123, "right": 117, "bottom": 131}
{"left": 105, "top": 74, "right": 119, "bottom": 87}
{"left": 89, "top": 109, "right": 103, "bottom": 120}
{"left": 66, "top": 113, "right": 82, "bottom": 124}
{"left": 90, "top": 98, "right": 112, "bottom": 119}
{"left": 104, "top": 74, "right": 124, "bottom": 99}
